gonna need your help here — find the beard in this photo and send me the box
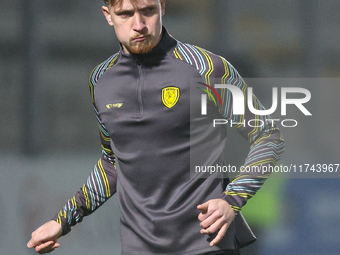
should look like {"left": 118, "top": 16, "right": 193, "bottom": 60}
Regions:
{"left": 124, "top": 35, "right": 156, "bottom": 54}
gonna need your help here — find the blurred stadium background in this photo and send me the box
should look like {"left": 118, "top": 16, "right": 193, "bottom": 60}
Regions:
{"left": 1, "top": 0, "right": 340, "bottom": 254}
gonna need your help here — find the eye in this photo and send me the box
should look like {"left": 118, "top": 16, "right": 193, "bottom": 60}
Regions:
{"left": 142, "top": 7, "right": 156, "bottom": 16}
{"left": 116, "top": 11, "right": 134, "bottom": 18}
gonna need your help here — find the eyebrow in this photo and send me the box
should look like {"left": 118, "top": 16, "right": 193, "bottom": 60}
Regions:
{"left": 114, "top": 4, "right": 158, "bottom": 15}
{"left": 114, "top": 9, "right": 134, "bottom": 15}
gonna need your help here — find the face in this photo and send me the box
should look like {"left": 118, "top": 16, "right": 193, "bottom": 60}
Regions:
{"left": 102, "top": 0, "right": 166, "bottom": 54}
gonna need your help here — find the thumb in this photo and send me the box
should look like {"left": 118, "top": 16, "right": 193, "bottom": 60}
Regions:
{"left": 197, "top": 201, "right": 209, "bottom": 211}
{"left": 27, "top": 240, "right": 33, "bottom": 248}
{"left": 27, "top": 237, "right": 39, "bottom": 248}
{"left": 27, "top": 227, "right": 47, "bottom": 248}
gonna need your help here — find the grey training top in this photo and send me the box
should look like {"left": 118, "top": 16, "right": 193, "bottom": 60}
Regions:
{"left": 53, "top": 28, "right": 284, "bottom": 255}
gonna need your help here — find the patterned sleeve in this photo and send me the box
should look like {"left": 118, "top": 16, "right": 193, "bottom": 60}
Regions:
{"left": 218, "top": 58, "right": 285, "bottom": 212}
{"left": 51, "top": 151, "right": 117, "bottom": 235}
{"left": 51, "top": 55, "right": 119, "bottom": 235}
{"left": 172, "top": 43, "right": 285, "bottom": 212}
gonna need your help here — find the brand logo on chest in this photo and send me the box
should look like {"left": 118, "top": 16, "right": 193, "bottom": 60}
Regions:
{"left": 106, "top": 103, "right": 123, "bottom": 109}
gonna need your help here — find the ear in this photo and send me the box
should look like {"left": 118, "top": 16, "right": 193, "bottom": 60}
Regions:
{"left": 161, "top": 0, "right": 166, "bottom": 16}
{"left": 102, "top": 6, "right": 114, "bottom": 26}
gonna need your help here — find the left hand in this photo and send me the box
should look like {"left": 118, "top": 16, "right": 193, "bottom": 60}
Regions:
{"left": 197, "top": 198, "right": 236, "bottom": 246}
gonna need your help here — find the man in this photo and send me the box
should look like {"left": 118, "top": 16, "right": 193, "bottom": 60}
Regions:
{"left": 27, "top": 0, "right": 284, "bottom": 254}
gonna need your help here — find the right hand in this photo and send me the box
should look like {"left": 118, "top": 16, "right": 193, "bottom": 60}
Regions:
{"left": 27, "top": 220, "right": 63, "bottom": 254}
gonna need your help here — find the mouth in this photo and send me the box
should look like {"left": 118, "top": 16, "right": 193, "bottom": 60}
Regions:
{"left": 132, "top": 35, "right": 148, "bottom": 42}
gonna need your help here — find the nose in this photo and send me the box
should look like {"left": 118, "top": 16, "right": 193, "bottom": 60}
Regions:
{"left": 132, "top": 13, "right": 146, "bottom": 32}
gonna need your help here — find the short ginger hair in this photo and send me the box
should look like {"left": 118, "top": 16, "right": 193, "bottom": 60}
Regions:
{"left": 103, "top": 0, "right": 128, "bottom": 7}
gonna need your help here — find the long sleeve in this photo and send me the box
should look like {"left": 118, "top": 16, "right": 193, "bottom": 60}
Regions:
{"left": 218, "top": 61, "right": 285, "bottom": 212}
{"left": 172, "top": 43, "right": 285, "bottom": 212}
{"left": 51, "top": 129, "right": 117, "bottom": 236}
{"left": 52, "top": 56, "right": 120, "bottom": 235}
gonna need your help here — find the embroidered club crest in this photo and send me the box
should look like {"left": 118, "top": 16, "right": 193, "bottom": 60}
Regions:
{"left": 162, "top": 87, "right": 180, "bottom": 109}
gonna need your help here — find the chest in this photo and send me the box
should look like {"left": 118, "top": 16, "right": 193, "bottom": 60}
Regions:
{"left": 94, "top": 57, "right": 202, "bottom": 143}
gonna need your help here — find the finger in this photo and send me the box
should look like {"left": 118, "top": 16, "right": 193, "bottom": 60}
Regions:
{"left": 210, "top": 223, "right": 228, "bottom": 246}
{"left": 198, "top": 202, "right": 214, "bottom": 222}
{"left": 49, "top": 239, "right": 60, "bottom": 249}
{"left": 200, "top": 216, "right": 224, "bottom": 234}
{"left": 28, "top": 228, "right": 45, "bottom": 248}
{"left": 197, "top": 201, "right": 209, "bottom": 212}
{"left": 198, "top": 211, "right": 211, "bottom": 222}
{"left": 199, "top": 210, "right": 221, "bottom": 229}
{"left": 28, "top": 236, "right": 44, "bottom": 249}
{"left": 52, "top": 243, "right": 60, "bottom": 249}
{"left": 200, "top": 215, "right": 217, "bottom": 229}
{"left": 35, "top": 240, "right": 57, "bottom": 254}
{"left": 39, "top": 243, "right": 60, "bottom": 254}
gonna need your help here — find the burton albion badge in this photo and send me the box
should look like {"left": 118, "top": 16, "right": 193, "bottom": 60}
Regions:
{"left": 162, "top": 87, "right": 180, "bottom": 109}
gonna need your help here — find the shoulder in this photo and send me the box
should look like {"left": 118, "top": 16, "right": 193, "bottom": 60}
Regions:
{"left": 88, "top": 53, "right": 119, "bottom": 105}
{"left": 89, "top": 52, "right": 120, "bottom": 87}
{"left": 172, "top": 41, "right": 241, "bottom": 82}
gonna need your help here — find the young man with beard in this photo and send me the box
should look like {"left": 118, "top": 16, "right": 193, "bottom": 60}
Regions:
{"left": 27, "top": 0, "right": 284, "bottom": 254}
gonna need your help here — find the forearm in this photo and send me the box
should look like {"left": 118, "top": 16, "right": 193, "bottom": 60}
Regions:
{"left": 220, "top": 79, "right": 285, "bottom": 211}
{"left": 222, "top": 131, "right": 285, "bottom": 211}
{"left": 52, "top": 155, "right": 117, "bottom": 235}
